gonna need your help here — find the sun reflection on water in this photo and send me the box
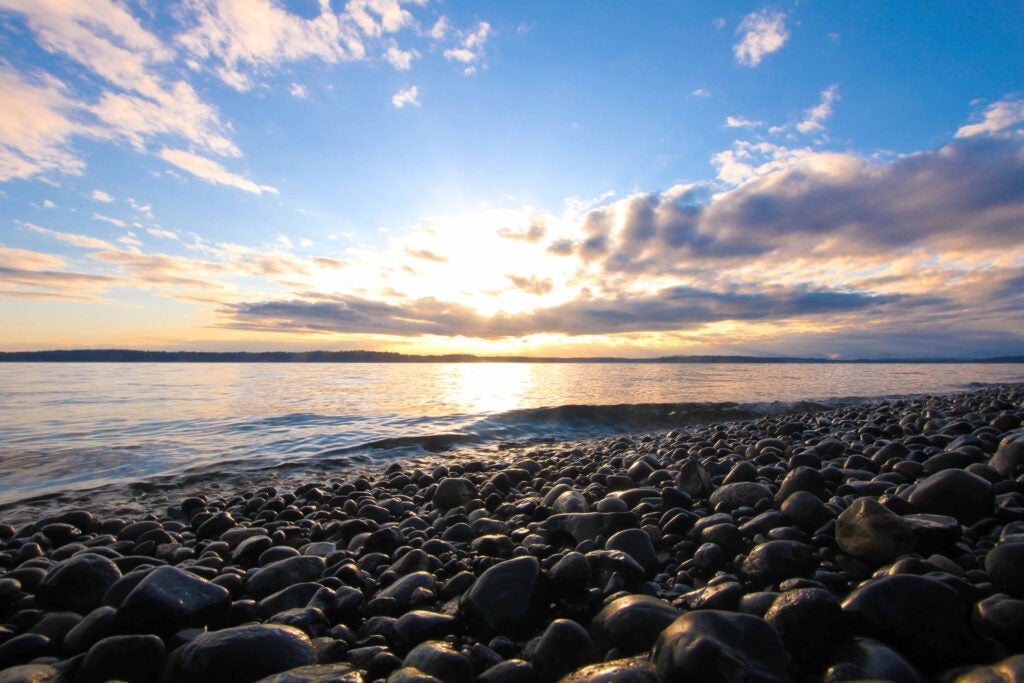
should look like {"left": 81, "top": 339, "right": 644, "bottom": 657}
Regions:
{"left": 434, "top": 363, "right": 538, "bottom": 415}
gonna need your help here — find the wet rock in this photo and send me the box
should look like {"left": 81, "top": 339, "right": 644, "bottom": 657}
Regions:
{"left": 841, "top": 574, "right": 981, "bottom": 670}
{"left": 246, "top": 555, "right": 326, "bottom": 599}
{"left": 836, "top": 497, "right": 916, "bottom": 564}
{"left": 475, "top": 659, "right": 536, "bottom": 683}
{"left": 676, "top": 461, "right": 713, "bottom": 499}
{"left": 990, "top": 436, "right": 1024, "bottom": 478}
{"left": 590, "top": 594, "right": 679, "bottom": 657}
{"left": 764, "top": 588, "right": 844, "bottom": 672}
{"left": 433, "top": 478, "right": 477, "bottom": 510}
{"left": 649, "top": 610, "right": 789, "bottom": 683}
{"left": 0, "top": 634, "right": 53, "bottom": 669}
{"left": 524, "top": 618, "right": 597, "bottom": 681}
{"left": 402, "top": 641, "right": 471, "bottom": 683}
{"left": 166, "top": 624, "right": 313, "bottom": 683}
{"left": 605, "top": 529, "right": 658, "bottom": 574}
{"left": 906, "top": 469, "right": 994, "bottom": 523}
{"left": 392, "top": 611, "right": 457, "bottom": 656}
{"left": 985, "top": 541, "right": 1024, "bottom": 597}
{"left": 826, "top": 636, "right": 921, "bottom": 683}
{"left": 741, "top": 540, "right": 816, "bottom": 588}
{"left": 709, "top": 482, "right": 773, "bottom": 511}
{"left": 543, "top": 513, "right": 637, "bottom": 545}
{"left": 77, "top": 634, "right": 165, "bottom": 683}
{"left": 459, "top": 556, "right": 542, "bottom": 638}
{"left": 559, "top": 657, "right": 663, "bottom": 683}
{"left": 35, "top": 554, "right": 121, "bottom": 614}
{"left": 63, "top": 606, "right": 117, "bottom": 654}
{"left": 256, "top": 662, "right": 364, "bottom": 682}
{"left": 954, "top": 654, "right": 1024, "bottom": 683}
{"left": 971, "top": 593, "right": 1024, "bottom": 651}
{"left": 0, "top": 664, "right": 61, "bottom": 683}
{"left": 112, "top": 565, "right": 231, "bottom": 638}
{"left": 378, "top": 572, "right": 436, "bottom": 613}
{"left": 549, "top": 551, "right": 591, "bottom": 594}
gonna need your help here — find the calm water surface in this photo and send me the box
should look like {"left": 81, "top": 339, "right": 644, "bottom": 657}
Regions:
{"left": 1, "top": 362, "right": 1021, "bottom": 507}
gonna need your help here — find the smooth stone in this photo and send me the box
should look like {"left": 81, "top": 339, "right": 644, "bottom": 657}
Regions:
{"left": 256, "top": 662, "right": 364, "bottom": 682}
{"left": 605, "top": 529, "right": 658, "bottom": 574}
{"left": 0, "top": 664, "right": 61, "bottom": 683}
{"left": 676, "top": 461, "right": 713, "bottom": 499}
{"left": 63, "top": 606, "right": 117, "bottom": 654}
{"left": 549, "top": 551, "right": 591, "bottom": 594}
{"left": 246, "top": 555, "right": 326, "bottom": 599}
{"left": 841, "top": 574, "right": 981, "bottom": 669}
{"left": 709, "top": 482, "right": 773, "bottom": 511}
{"left": 780, "top": 491, "right": 830, "bottom": 532}
{"left": 35, "top": 554, "right": 122, "bottom": 614}
{"left": 649, "top": 610, "right": 789, "bottom": 683}
{"left": 433, "top": 478, "right": 478, "bottom": 510}
{"left": 590, "top": 594, "right": 679, "bottom": 657}
{"left": 258, "top": 582, "right": 323, "bottom": 618}
{"left": 553, "top": 490, "right": 589, "bottom": 514}
{"left": 166, "top": 624, "right": 313, "bottom": 683}
{"left": 985, "top": 541, "right": 1024, "bottom": 597}
{"left": 764, "top": 588, "right": 844, "bottom": 671}
{"left": 379, "top": 572, "right": 436, "bottom": 612}
{"left": 906, "top": 469, "right": 994, "bottom": 523}
{"left": 971, "top": 593, "right": 1024, "bottom": 651}
{"left": 391, "top": 611, "right": 457, "bottom": 656}
{"left": 76, "top": 634, "right": 165, "bottom": 683}
{"left": 523, "top": 619, "right": 597, "bottom": 682}
{"left": 954, "top": 654, "right": 1024, "bottom": 683}
{"left": 402, "top": 641, "right": 471, "bottom": 683}
{"left": 0, "top": 634, "right": 53, "bottom": 669}
{"left": 826, "top": 636, "right": 922, "bottom": 683}
{"left": 112, "top": 565, "right": 231, "bottom": 638}
{"left": 990, "top": 436, "right": 1024, "bottom": 478}
{"left": 266, "top": 607, "right": 330, "bottom": 637}
{"left": 836, "top": 497, "right": 916, "bottom": 564}
{"left": 741, "top": 540, "right": 816, "bottom": 588}
{"left": 476, "top": 659, "right": 536, "bottom": 683}
{"left": 559, "top": 656, "right": 663, "bottom": 682}
{"left": 459, "top": 556, "right": 542, "bottom": 638}
{"left": 543, "top": 513, "right": 638, "bottom": 545}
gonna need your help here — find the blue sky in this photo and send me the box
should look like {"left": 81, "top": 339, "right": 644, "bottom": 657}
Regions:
{"left": 1, "top": 0, "right": 1023, "bottom": 358}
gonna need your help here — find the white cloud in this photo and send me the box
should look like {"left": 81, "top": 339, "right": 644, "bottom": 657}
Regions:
{"left": 18, "top": 220, "right": 115, "bottom": 249}
{"left": 955, "top": 95, "right": 1024, "bottom": 138}
{"left": 444, "top": 21, "right": 490, "bottom": 67}
{"left": 796, "top": 84, "right": 840, "bottom": 134}
{"left": 392, "top": 85, "right": 420, "bottom": 109}
{"left": 734, "top": 9, "right": 789, "bottom": 67}
{"left": 711, "top": 140, "right": 816, "bottom": 185}
{"left": 92, "top": 189, "right": 114, "bottom": 202}
{"left": 385, "top": 44, "right": 418, "bottom": 70}
{"left": 289, "top": 83, "right": 308, "bottom": 98}
{"left": 726, "top": 116, "right": 763, "bottom": 129}
{"left": 146, "top": 227, "right": 178, "bottom": 240}
{"left": 92, "top": 212, "right": 127, "bottom": 227}
{"left": 429, "top": 16, "right": 450, "bottom": 40}
{"left": 42, "top": 199, "right": 56, "bottom": 208}
{"left": 692, "top": 88, "right": 711, "bottom": 98}
{"left": 158, "top": 148, "right": 277, "bottom": 194}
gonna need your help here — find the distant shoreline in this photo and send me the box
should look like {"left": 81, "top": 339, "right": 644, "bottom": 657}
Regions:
{"left": 1, "top": 349, "right": 1022, "bottom": 363}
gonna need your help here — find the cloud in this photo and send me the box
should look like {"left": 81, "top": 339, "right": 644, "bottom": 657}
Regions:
{"left": 289, "top": 83, "right": 308, "bottom": 98}
{"left": 692, "top": 88, "right": 711, "bottom": 98}
{"left": 92, "top": 213, "right": 126, "bottom": 228}
{"left": 392, "top": 85, "right": 420, "bottom": 108}
{"left": 496, "top": 220, "right": 547, "bottom": 243}
{"left": 505, "top": 274, "right": 554, "bottom": 295}
{"left": 404, "top": 246, "right": 447, "bottom": 262}
{"left": 726, "top": 115, "right": 763, "bottom": 129}
{"left": 956, "top": 95, "right": 1024, "bottom": 138}
{"left": 158, "top": 148, "right": 277, "bottom": 194}
{"left": 91, "top": 189, "right": 114, "bottom": 202}
{"left": 734, "top": 9, "right": 789, "bottom": 67}
{"left": 711, "top": 141, "right": 815, "bottom": 185}
{"left": 18, "top": 221, "right": 115, "bottom": 249}
{"left": 796, "top": 84, "right": 840, "bottom": 134}
{"left": 385, "top": 44, "right": 418, "bottom": 70}
{"left": 444, "top": 21, "right": 490, "bottom": 67}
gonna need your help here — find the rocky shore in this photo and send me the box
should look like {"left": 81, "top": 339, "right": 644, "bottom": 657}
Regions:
{"left": 0, "top": 384, "right": 1022, "bottom": 682}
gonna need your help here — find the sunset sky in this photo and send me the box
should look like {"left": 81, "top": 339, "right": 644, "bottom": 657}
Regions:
{"left": 1, "top": 1, "right": 1023, "bottom": 358}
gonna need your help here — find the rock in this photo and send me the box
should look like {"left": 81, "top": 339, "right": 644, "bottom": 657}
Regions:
{"left": 77, "top": 634, "right": 165, "bottom": 683}
{"left": 246, "top": 555, "right": 326, "bottom": 599}
{"left": 166, "top": 624, "right": 313, "bottom": 683}
{"left": 459, "top": 556, "right": 542, "bottom": 638}
{"left": 649, "top": 610, "right": 789, "bottom": 683}
{"left": 386, "top": 668, "right": 441, "bottom": 683}
{"left": 954, "top": 654, "right": 1024, "bottom": 683}
{"left": 64, "top": 606, "right": 117, "bottom": 654}
{"left": 255, "top": 662, "right": 364, "bottom": 682}
{"left": 549, "top": 552, "right": 591, "bottom": 594}
{"left": 676, "top": 461, "right": 713, "bottom": 499}
{"left": 841, "top": 574, "right": 981, "bottom": 670}
{"left": 836, "top": 497, "right": 916, "bottom": 563}
{"left": 0, "top": 664, "right": 61, "bottom": 683}
{"left": 553, "top": 490, "right": 589, "bottom": 514}
{"left": 559, "top": 657, "right": 663, "bottom": 683}
{"left": 590, "top": 594, "right": 679, "bottom": 657}
{"left": 605, "top": 529, "right": 658, "bottom": 574}
{"left": 780, "top": 491, "right": 830, "bottom": 532}
{"left": 764, "top": 588, "right": 844, "bottom": 672}
{"left": 0, "top": 634, "right": 53, "bottom": 670}
{"left": 990, "top": 436, "right": 1024, "bottom": 478}
{"left": 403, "top": 641, "right": 471, "bottom": 683}
{"left": 112, "top": 565, "right": 231, "bottom": 638}
{"left": 985, "top": 541, "right": 1024, "bottom": 597}
{"left": 709, "top": 482, "right": 773, "bottom": 511}
{"left": 378, "top": 572, "right": 436, "bottom": 613}
{"left": 476, "top": 660, "right": 537, "bottom": 683}
{"left": 433, "top": 478, "right": 477, "bottom": 510}
{"left": 543, "top": 513, "right": 638, "bottom": 545}
{"left": 971, "top": 593, "right": 1024, "bottom": 651}
{"left": 524, "top": 619, "right": 596, "bottom": 681}
{"left": 826, "top": 636, "right": 922, "bottom": 683}
{"left": 392, "top": 611, "right": 457, "bottom": 656}
{"left": 35, "top": 554, "right": 122, "bottom": 614}
{"left": 741, "top": 540, "right": 816, "bottom": 588}
{"left": 906, "top": 469, "right": 994, "bottom": 523}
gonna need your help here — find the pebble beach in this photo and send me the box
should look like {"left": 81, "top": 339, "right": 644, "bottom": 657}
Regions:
{"left": 1, "top": 383, "right": 1023, "bottom": 683}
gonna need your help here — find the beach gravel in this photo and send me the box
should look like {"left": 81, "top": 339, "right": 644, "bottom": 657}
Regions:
{"left": 0, "top": 383, "right": 1020, "bottom": 681}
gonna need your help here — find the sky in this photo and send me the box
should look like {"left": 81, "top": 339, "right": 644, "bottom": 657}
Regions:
{"left": 1, "top": 1, "right": 1023, "bottom": 359}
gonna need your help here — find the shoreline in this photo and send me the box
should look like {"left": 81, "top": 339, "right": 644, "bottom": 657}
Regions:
{"left": 0, "top": 384, "right": 1021, "bottom": 681}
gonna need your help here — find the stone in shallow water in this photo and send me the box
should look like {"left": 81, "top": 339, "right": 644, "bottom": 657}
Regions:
{"left": 841, "top": 574, "right": 981, "bottom": 670}
{"left": 459, "top": 556, "right": 542, "bottom": 639}
{"left": 589, "top": 594, "right": 679, "bottom": 657}
{"left": 35, "top": 554, "right": 122, "bottom": 614}
{"left": 835, "top": 496, "right": 916, "bottom": 564}
{"left": 112, "top": 565, "right": 231, "bottom": 638}
{"left": 649, "top": 610, "right": 789, "bottom": 683}
{"left": 166, "top": 624, "right": 313, "bottom": 683}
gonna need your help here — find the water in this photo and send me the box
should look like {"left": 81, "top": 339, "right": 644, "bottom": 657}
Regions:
{"left": 1, "top": 362, "right": 1021, "bottom": 509}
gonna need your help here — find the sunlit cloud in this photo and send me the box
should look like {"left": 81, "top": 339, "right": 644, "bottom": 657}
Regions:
{"left": 91, "top": 189, "right": 114, "bottom": 202}
{"left": 392, "top": 85, "right": 420, "bottom": 108}
{"left": 734, "top": 9, "right": 789, "bottom": 67}
{"left": 158, "top": 149, "right": 277, "bottom": 194}
{"left": 956, "top": 94, "right": 1024, "bottom": 138}
{"left": 796, "top": 84, "right": 840, "bottom": 134}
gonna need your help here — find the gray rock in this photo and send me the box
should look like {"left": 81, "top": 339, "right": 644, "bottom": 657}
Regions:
{"left": 166, "top": 624, "right": 313, "bottom": 683}
{"left": 709, "top": 482, "right": 772, "bottom": 511}
{"left": 112, "top": 565, "right": 231, "bottom": 638}
{"left": 35, "top": 554, "right": 122, "bottom": 614}
{"left": 246, "top": 555, "right": 326, "bottom": 599}
{"left": 433, "top": 478, "right": 477, "bottom": 510}
{"left": 990, "top": 435, "right": 1024, "bottom": 478}
{"left": 590, "top": 594, "right": 679, "bottom": 657}
{"left": 403, "top": 641, "right": 471, "bottom": 683}
{"left": 836, "top": 497, "right": 915, "bottom": 563}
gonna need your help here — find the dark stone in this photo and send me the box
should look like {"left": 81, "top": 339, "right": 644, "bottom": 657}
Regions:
{"left": 166, "top": 624, "right": 313, "bottom": 683}
{"left": 605, "top": 529, "right": 658, "bottom": 574}
{"left": 953, "top": 655, "right": 1024, "bottom": 683}
{"left": 402, "top": 641, "right": 471, "bottom": 683}
{"left": 196, "top": 511, "right": 236, "bottom": 541}
{"left": 841, "top": 574, "right": 981, "bottom": 669}
{"left": 549, "top": 551, "right": 591, "bottom": 594}
{"left": 476, "top": 659, "right": 538, "bottom": 683}
{"left": 676, "top": 461, "right": 713, "bottom": 499}
{"left": 906, "top": 469, "right": 994, "bottom": 523}
{"left": 971, "top": 593, "right": 1024, "bottom": 651}
{"left": 266, "top": 607, "right": 330, "bottom": 638}
{"left": 385, "top": 667, "right": 441, "bottom": 683}
{"left": 764, "top": 588, "right": 844, "bottom": 672}
{"left": 433, "top": 478, "right": 477, "bottom": 510}
{"left": 780, "top": 491, "right": 830, "bottom": 532}
{"left": 0, "top": 633, "right": 53, "bottom": 669}
{"left": 257, "top": 582, "right": 323, "bottom": 618}
{"left": 0, "top": 664, "right": 61, "bottom": 682}
{"left": 246, "top": 555, "right": 326, "bottom": 599}
{"left": 741, "top": 540, "right": 816, "bottom": 588}
{"left": 391, "top": 611, "right": 456, "bottom": 656}
{"left": 112, "top": 566, "right": 231, "bottom": 638}
{"left": 990, "top": 436, "right": 1024, "bottom": 478}
{"left": 378, "top": 572, "right": 436, "bottom": 613}
{"left": 836, "top": 497, "right": 915, "bottom": 564}
{"left": 255, "top": 662, "right": 364, "bottom": 682}
{"left": 35, "top": 554, "right": 122, "bottom": 614}
{"left": 826, "top": 636, "right": 921, "bottom": 683}
{"left": 77, "top": 634, "right": 165, "bottom": 683}
{"left": 63, "top": 606, "right": 117, "bottom": 654}
{"left": 543, "top": 513, "right": 637, "bottom": 545}
{"left": 590, "top": 594, "right": 679, "bottom": 657}
{"left": 709, "top": 482, "right": 772, "bottom": 511}
{"left": 649, "top": 610, "right": 789, "bottom": 683}
{"left": 560, "top": 657, "right": 663, "bottom": 683}
{"left": 985, "top": 541, "right": 1024, "bottom": 598}
{"left": 524, "top": 619, "right": 597, "bottom": 682}
{"left": 459, "top": 556, "right": 542, "bottom": 638}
